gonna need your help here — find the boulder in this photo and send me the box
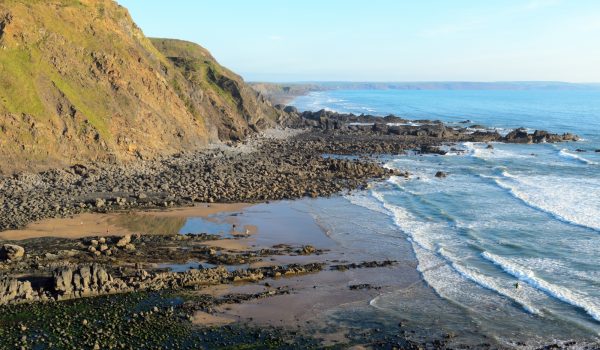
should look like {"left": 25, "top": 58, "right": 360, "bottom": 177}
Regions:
{"left": 372, "top": 123, "right": 388, "bottom": 133}
{"left": 435, "top": 171, "right": 448, "bottom": 178}
{"left": 116, "top": 235, "right": 131, "bottom": 248}
{"left": 299, "top": 245, "right": 316, "bottom": 255}
{"left": 54, "top": 268, "right": 74, "bottom": 293}
{"left": 283, "top": 106, "right": 298, "bottom": 114}
{"left": 94, "top": 198, "right": 106, "bottom": 208}
{"left": 0, "top": 244, "right": 25, "bottom": 261}
{"left": 0, "top": 278, "right": 34, "bottom": 305}
{"left": 504, "top": 128, "right": 532, "bottom": 144}
{"left": 53, "top": 264, "right": 124, "bottom": 299}
{"left": 562, "top": 133, "right": 579, "bottom": 141}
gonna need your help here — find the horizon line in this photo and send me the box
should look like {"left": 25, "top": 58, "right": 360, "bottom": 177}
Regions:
{"left": 248, "top": 80, "right": 600, "bottom": 85}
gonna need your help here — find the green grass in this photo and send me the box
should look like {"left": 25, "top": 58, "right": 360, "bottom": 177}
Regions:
{"left": 0, "top": 48, "right": 47, "bottom": 117}
{"left": 49, "top": 70, "right": 111, "bottom": 140}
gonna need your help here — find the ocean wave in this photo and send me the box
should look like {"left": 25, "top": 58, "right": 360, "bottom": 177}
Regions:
{"left": 344, "top": 192, "right": 390, "bottom": 216}
{"left": 438, "top": 248, "right": 540, "bottom": 315}
{"left": 559, "top": 149, "right": 598, "bottom": 165}
{"left": 482, "top": 251, "right": 600, "bottom": 322}
{"left": 367, "top": 190, "right": 541, "bottom": 316}
{"left": 491, "top": 171, "right": 600, "bottom": 232}
{"left": 463, "top": 142, "right": 531, "bottom": 160}
{"left": 512, "top": 257, "right": 600, "bottom": 286}
{"left": 347, "top": 181, "right": 600, "bottom": 325}
{"left": 387, "top": 122, "right": 423, "bottom": 127}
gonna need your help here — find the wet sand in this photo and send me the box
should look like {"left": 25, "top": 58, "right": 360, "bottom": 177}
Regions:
{"left": 0, "top": 200, "right": 414, "bottom": 326}
{"left": 0, "top": 197, "right": 426, "bottom": 344}
{"left": 0, "top": 203, "right": 249, "bottom": 241}
{"left": 192, "top": 311, "right": 236, "bottom": 326}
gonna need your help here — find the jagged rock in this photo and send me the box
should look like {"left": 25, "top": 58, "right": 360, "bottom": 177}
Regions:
{"left": 0, "top": 244, "right": 25, "bottom": 261}
{"left": 116, "top": 235, "right": 131, "bottom": 248}
{"left": 54, "top": 268, "right": 74, "bottom": 294}
{"left": 53, "top": 264, "right": 129, "bottom": 299}
{"left": 283, "top": 106, "right": 298, "bottom": 114}
{"left": 298, "top": 245, "right": 316, "bottom": 255}
{"left": 94, "top": 198, "right": 106, "bottom": 208}
{"left": 504, "top": 128, "right": 532, "bottom": 143}
{"left": 0, "top": 278, "right": 34, "bottom": 305}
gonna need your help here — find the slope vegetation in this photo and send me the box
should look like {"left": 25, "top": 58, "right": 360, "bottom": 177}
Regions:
{"left": 0, "top": 0, "right": 282, "bottom": 173}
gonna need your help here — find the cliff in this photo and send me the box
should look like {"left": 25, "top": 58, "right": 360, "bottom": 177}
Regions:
{"left": 0, "top": 0, "right": 283, "bottom": 173}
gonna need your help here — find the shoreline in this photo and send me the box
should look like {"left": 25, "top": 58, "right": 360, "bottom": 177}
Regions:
{"left": 2, "top": 197, "right": 595, "bottom": 348}
{"left": 0, "top": 114, "right": 587, "bottom": 349}
{"left": 0, "top": 112, "right": 575, "bottom": 232}
{"left": 0, "top": 198, "right": 440, "bottom": 348}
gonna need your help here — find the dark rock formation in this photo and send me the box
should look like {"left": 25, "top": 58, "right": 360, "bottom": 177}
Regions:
{"left": 0, "top": 244, "right": 25, "bottom": 261}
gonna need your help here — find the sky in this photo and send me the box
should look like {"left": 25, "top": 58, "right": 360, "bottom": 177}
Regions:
{"left": 117, "top": 0, "right": 600, "bottom": 83}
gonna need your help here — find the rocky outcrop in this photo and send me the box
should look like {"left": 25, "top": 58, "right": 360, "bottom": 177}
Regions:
{"left": 330, "top": 260, "right": 397, "bottom": 271}
{"left": 0, "top": 277, "right": 36, "bottom": 305}
{"left": 282, "top": 109, "right": 579, "bottom": 145}
{"left": 0, "top": 262, "right": 324, "bottom": 305}
{"left": 0, "top": 244, "right": 25, "bottom": 261}
{"left": 53, "top": 264, "right": 131, "bottom": 300}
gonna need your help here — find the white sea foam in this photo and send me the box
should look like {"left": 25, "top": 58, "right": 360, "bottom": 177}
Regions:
{"left": 482, "top": 251, "right": 600, "bottom": 322}
{"left": 438, "top": 248, "right": 540, "bottom": 315}
{"left": 348, "top": 171, "right": 600, "bottom": 326}
{"left": 387, "top": 122, "right": 423, "bottom": 127}
{"left": 463, "top": 142, "right": 530, "bottom": 160}
{"left": 347, "top": 122, "right": 374, "bottom": 126}
{"left": 512, "top": 257, "right": 600, "bottom": 285}
{"left": 367, "top": 189, "right": 543, "bottom": 317}
{"left": 344, "top": 192, "right": 390, "bottom": 216}
{"left": 492, "top": 172, "right": 600, "bottom": 232}
{"left": 559, "top": 149, "right": 598, "bottom": 165}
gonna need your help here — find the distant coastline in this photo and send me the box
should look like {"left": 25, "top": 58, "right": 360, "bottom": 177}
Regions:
{"left": 250, "top": 81, "right": 600, "bottom": 105}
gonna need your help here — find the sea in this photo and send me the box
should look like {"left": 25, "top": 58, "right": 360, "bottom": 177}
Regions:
{"left": 292, "top": 89, "right": 600, "bottom": 347}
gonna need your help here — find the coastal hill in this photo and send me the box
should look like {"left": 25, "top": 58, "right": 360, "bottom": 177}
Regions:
{"left": 0, "top": 0, "right": 284, "bottom": 173}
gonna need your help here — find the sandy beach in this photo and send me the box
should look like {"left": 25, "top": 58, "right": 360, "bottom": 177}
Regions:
{"left": 0, "top": 197, "right": 435, "bottom": 347}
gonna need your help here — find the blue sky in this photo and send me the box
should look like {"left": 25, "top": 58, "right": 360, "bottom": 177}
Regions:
{"left": 118, "top": 0, "right": 600, "bottom": 82}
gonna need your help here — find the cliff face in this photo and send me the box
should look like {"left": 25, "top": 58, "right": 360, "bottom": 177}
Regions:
{"left": 0, "top": 0, "right": 282, "bottom": 173}
{"left": 150, "top": 39, "right": 285, "bottom": 142}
